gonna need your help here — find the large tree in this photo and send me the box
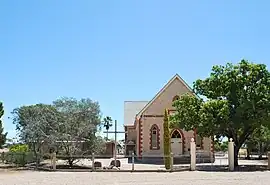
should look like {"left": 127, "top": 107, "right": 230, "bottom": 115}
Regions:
{"left": 11, "top": 104, "right": 59, "bottom": 167}
{"left": 52, "top": 97, "right": 102, "bottom": 166}
{"left": 0, "top": 102, "right": 7, "bottom": 148}
{"left": 171, "top": 60, "right": 270, "bottom": 167}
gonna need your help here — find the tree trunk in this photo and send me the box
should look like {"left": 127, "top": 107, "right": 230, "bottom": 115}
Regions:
{"left": 246, "top": 148, "right": 250, "bottom": 159}
{"left": 34, "top": 151, "right": 40, "bottom": 169}
{"left": 68, "top": 158, "right": 74, "bottom": 167}
{"left": 258, "top": 142, "right": 263, "bottom": 159}
{"left": 106, "top": 131, "right": 109, "bottom": 140}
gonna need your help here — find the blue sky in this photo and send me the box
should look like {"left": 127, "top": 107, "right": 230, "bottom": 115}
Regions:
{"left": 0, "top": 0, "right": 269, "bottom": 140}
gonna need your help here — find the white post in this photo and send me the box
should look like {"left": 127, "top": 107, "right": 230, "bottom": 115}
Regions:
{"left": 170, "top": 152, "right": 174, "bottom": 171}
{"left": 190, "top": 138, "right": 196, "bottom": 171}
{"left": 92, "top": 153, "right": 95, "bottom": 171}
{"left": 52, "top": 152, "right": 56, "bottom": 170}
{"left": 132, "top": 152, "right": 135, "bottom": 171}
{"left": 228, "top": 138, "right": 234, "bottom": 171}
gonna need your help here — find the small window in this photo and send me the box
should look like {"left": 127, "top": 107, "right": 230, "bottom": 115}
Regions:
{"left": 172, "top": 95, "right": 180, "bottom": 102}
{"left": 150, "top": 125, "right": 160, "bottom": 150}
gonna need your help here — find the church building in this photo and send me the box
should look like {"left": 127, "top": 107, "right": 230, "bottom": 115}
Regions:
{"left": 124, "top": 74, "right": 213, "bottom": 161}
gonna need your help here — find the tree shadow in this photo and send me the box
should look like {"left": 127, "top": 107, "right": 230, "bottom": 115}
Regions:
{"left": 195, "top": 165, "right": 269, "bottom": 172}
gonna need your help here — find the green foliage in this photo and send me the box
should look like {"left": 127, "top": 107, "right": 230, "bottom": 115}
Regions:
{"left": 245, "top": 125, "right": 270, "bottom": 158}
{"left": 103, "top": 116, "right": 113, "bottom": 140}
{"left": 0, "top": 102, "right": 7, "bottom": 148}
{"left": 171, "top": 60, "right": 270, "bottom": 166}
{"left": 9, "top": 144, "right": 29, "bottom": 152}
{"left": 163, "top": 109, "right": 171, "bottom": 170}
{"left": 214, "top": 140, "right": 228, "bottom": 152}
{"left": 4, "top": 152, "right": 37, "bottom": 166}
{"left": 52, "top": 97, "right": 102, "bottom": 166}
{"left": 11, "top": 104, "right": 59, "bottom": 168}
{"left": 11, "top": 97, "right": 103, "bottom": 167}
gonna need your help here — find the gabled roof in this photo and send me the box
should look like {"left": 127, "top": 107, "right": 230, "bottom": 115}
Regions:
{"left": 124, "top": 101, "right": 148, "bottom": 126}
{"left": 136, "top": 74, "right": 196, "bottom": 118}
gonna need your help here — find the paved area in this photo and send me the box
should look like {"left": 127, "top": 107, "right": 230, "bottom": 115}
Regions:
{"left": 0, "top": 171, "right": 270, "bottom": 185}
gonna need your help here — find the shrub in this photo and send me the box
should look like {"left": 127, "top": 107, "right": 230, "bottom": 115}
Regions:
{"left": 163, "top": 109, "right": 171, "bottom": 170}
{"left": 4, "top": 152, "right": 37, "bottom": 166}
{"left": 9, "top": 144, "right": 29, "bottom": 153}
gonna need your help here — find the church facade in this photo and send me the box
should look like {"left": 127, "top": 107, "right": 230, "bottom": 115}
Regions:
{"left": 124, "top": 74, "right": 213, "bottom": 159}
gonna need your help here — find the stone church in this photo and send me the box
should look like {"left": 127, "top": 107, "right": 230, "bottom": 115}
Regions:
{"left": 124, "top": 74, "right": 213, "bottom": 162}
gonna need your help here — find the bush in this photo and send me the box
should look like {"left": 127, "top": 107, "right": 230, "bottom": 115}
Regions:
{"left": 4, "top": 152, "right": 37, "bottom": 166}
{"left": 9, "top": 144, "right": 29, "bottom": 153}
{"left": 163, "top": 109, "right": 171, "bottom": 170}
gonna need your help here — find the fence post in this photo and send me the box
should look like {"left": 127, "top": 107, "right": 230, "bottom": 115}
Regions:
{"left": 190, "top": 138, "right": 196, "bottom": 171}
{"left": 268, "top": 152, "right": 270, "bottom": 169}
{"left": 132, "top": 152, "right": 135, "bottom": 171}
{"left": 92, "top": 153, "right": 95, "bottom": 172}
{"left": 228, "top": 138, "right": 234, "bottom": 171}
{"left": 170, "top": 152, "right": 174, "bottom": 172}
{"left": 1, "top": 152, "right": 4, "bottom": 163}
{"left": 52, "top": 152, "right": 56, "bottom": 171}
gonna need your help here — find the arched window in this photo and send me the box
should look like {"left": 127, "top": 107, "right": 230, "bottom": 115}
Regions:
{"left": 172, "top": 95, "right": 180, "bottom": 102}
{"left": 171, "top": 130, "right": 181, "bottom": 138}
{"left": 150, "top": 124, "right": 160, "bottom": 150}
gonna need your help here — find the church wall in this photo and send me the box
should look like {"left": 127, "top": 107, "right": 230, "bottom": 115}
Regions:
{"left": 141, "top": 116, "right": 164, "bottom": 156}
{"left": 143, "top": 78, "right": 191, "bottom": 116}
{"left": 126, "top": 126, "right": 136, "bottom": 142}
{"left": 135, "top": 76, "right": 213, "bottom": 157}
{"left": 183, "top": 130, "right": 195, "bottom": 153}
{"left": 202, "top": 137, "right": 212, "bottom": 152}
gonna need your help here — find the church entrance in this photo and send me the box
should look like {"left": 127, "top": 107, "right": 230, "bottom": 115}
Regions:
{"left": 170, "top": 129, "right": 183, "bottom": 156}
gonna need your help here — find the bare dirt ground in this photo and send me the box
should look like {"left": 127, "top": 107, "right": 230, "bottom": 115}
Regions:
{"left": 0, "top": 171, "right": 270, "bottom": 185}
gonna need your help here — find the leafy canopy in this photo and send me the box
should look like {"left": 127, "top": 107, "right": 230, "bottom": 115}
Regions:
{"left": 171, "top": 60, "right": 270, "bottom": 152}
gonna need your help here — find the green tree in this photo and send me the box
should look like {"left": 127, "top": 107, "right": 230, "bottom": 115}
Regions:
{"left": 163, "top": 109, "right": 171, "bottom": 170}
{"left": 0, "top": 102, "right": 7, "bottom": 148}
{"left": 52, "top": 97, "right": 102, "bottom": 166}
{"left": 103, "top": 116, "right": 113, "bottom": 140}
{"left": 245, "top": 125, "right": 270, "bottom": 159}
{"left": 214, "top": 139, "right": 228, "bottom": 152}
{"left": 171, "top": 60, "right": 270, "bottom": 167}
{"left": 11, "top": 104, "right": 59, "bottom": 167}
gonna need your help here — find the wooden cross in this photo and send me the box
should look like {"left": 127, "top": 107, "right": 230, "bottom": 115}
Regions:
{"left": 103, "top": 120, "right": 125, "bottom": 166}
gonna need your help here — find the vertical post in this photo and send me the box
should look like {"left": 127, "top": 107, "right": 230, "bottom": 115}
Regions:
{"left": 92, "top": 153, "right": 95, "bottom": 171}
{"left": 170, "top": 152, "right": 174, "bottom": 172}
{"left": 267, "top": 152, "right": 270, "bottom": 170}
{"left": 132, "top": 152, "right": 135, "bottom": 171}
{"left": 1, "top": 152, "right": 4, "bottom": 163}
{"left": 228, "top": 138, "right": 234, "bottom": 171}
{"left": 190, "top": 138, "right": 196, "bottom": 171}
{"left": 52, "top": 152, "right": 56, "bottom": 171}
{"left": 114, "top": 120, "right": 117, "bottom": 167}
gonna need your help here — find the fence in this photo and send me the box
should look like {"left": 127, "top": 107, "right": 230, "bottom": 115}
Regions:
{"left": 2, "top": 139, "right": 270, "bottom": 172}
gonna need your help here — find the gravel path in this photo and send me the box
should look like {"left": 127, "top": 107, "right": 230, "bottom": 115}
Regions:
{"left": 0, "top": 171, "right": 270, "bottom": 185}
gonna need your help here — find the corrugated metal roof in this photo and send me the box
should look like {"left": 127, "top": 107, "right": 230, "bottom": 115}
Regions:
{"left": 124, "top": 101, "right": 148, "bottom": 126}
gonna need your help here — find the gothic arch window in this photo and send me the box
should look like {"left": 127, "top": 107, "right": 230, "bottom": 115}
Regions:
{"left": 171, "top": 130, "right": 181, "bottom": 138}
{"left": 150, "top": 124, "right": 160, "bottom": 150}
{"left": 172, "top": 95, "right": 180, "bottom": 102}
